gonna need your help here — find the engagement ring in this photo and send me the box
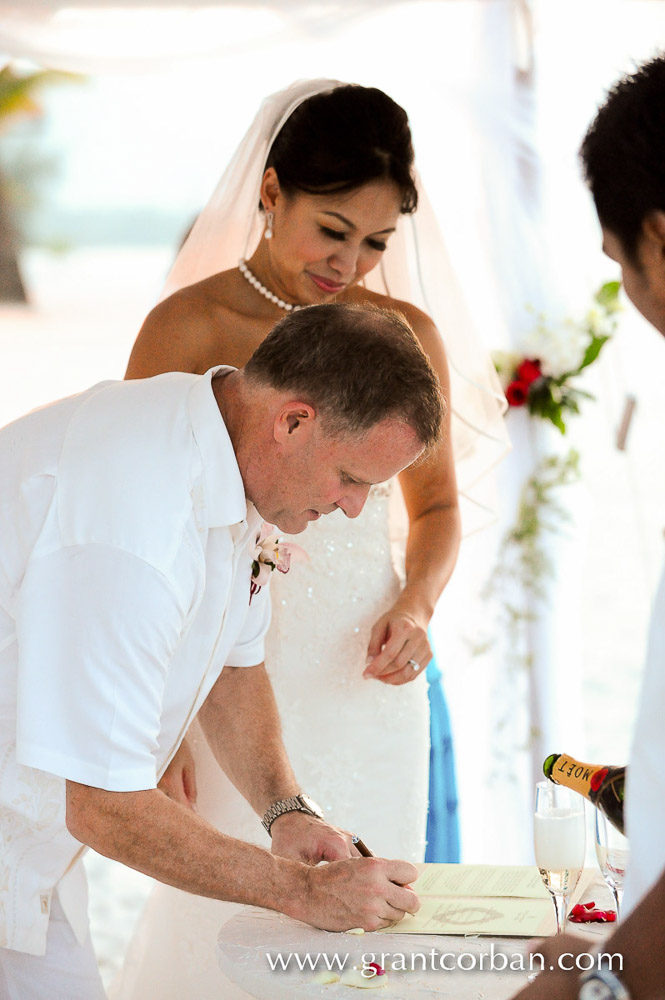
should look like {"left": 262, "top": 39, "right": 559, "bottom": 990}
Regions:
{"left": 407, "top": 659, "right": 420, "bottom": 671}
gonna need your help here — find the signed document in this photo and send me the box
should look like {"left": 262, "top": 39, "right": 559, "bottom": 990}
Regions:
{"left": 380, "top": 864, "right": 595, "bottom": 937}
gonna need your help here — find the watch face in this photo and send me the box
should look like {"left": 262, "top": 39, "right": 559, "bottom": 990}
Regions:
{"left": 579, "top": 978, "right": 616, "bottom": 1000}
{"left": 299, "top": 794, "right": 323, "bottom": 818}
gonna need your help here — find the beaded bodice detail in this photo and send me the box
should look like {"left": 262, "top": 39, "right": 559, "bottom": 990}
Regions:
{"left": 266, "top": 481, "right": 396, "bottom": 692}
{"left": 263, "top": 479, "right": 429, "bottom": 861}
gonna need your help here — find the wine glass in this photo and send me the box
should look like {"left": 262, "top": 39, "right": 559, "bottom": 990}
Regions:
{"left": 534, "top": 781, "right": 586, "bottom": 933}
{"left": 595, "top": 810, "right": 629, "bottom": 918}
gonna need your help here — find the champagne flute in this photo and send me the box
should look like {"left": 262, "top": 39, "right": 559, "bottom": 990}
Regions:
{"left": 534, "top": 781, "right": 586, "bottom": 933}
{"left": 595, "top": 809, "right": 629, "bottom": 918}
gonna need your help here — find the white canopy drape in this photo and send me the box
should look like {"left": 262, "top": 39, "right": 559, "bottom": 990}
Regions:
{"left": 1, "top": 1, "right": 529, "bottom": 74}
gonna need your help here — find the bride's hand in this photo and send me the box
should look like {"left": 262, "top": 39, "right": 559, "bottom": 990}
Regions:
{"left": 158, "top": 736, "right": 198, "bottom": 810}
{"left": 363, "top": 608, "right": 431, "bottom": 686}
{"left": 270, "top": 813, "right": 357, "bottom": 864}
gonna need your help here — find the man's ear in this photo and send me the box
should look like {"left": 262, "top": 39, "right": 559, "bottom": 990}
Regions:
{"left": 642, "top": 210, "right": 665, "bottom": 265}
{"left": 273, "top": 402, "right": 316, "bottom": 445}
{"left": 260, "top": 167, "right": 281, "bottom": 214}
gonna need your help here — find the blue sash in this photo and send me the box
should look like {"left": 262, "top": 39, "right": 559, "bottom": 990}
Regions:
{"left": 425, "top": 651, "right": 460, "bottom": 862}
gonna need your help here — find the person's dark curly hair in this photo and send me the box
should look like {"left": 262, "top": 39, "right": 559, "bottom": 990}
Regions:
{"left": 580, "top": 54, "right": 665, "bottom": 263}
{"left": 265, "top": 85, "right": 418, "bottom": 215}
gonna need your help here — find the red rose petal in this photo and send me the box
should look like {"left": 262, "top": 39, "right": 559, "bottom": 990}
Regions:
{"left": 505, "top": 380, "right": 529, "bottom": 407}
{"left": 516, "top": 359, "right": 542, "bottom": 386}
{"left": 570, "top": 907, "right": 618, "bottom": 924}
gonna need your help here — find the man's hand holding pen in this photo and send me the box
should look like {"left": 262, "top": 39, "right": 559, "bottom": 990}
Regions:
{"left": 290, "top": 856, "right": 420, "bottom": 933}
{"left": 269, "top": 811, "right": 357, "bottom": 864}
{"left": 270, "top": 822, "right": 420, "bottom": 931}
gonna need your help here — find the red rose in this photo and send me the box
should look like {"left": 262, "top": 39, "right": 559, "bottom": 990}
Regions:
{"left": 505, "top": 380, "right": 529, "bottom": 406}
{"left": 516, "top": 358, "right": 542, "bottom": 386}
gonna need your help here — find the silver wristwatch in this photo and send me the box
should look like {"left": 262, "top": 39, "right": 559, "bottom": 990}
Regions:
{"left": 578, "top": 968, "right": 630, "bottom": 1000}
{"left": 261, "top": 793, "right": 324, "bottom": 835}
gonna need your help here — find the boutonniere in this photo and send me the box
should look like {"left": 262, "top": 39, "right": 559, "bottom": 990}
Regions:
{"left": 250, "top": 522, "right": 308, "bottom": 604}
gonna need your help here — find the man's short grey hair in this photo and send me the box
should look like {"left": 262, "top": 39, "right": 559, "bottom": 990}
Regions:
{"left": 243, "top": 302, "right": 445, "bottom": 450}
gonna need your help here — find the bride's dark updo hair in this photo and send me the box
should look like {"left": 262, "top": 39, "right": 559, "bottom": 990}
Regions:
{"left": 265, "top": 85, "right": 418, "bottom": 214}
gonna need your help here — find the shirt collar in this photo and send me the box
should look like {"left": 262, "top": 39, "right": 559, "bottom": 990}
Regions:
{"left": 187, "top": 366, "right": 253, "bottom": 530}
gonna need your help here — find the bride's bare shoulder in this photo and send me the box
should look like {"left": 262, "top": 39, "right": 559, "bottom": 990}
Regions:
{"left": 125, "top": 269, "right": 248, "bottom": 378}
{"left": 345, "top": 286, "right": 446, "bottom": 362}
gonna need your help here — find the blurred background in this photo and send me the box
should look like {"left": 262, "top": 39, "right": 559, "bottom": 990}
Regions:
{"left": 2, "top": 0, "right": 665, "bottom": 985}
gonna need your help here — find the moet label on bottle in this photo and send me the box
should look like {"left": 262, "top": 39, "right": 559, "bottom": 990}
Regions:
{"left": 551, "top": 755, "right": 606, "bottom": 798}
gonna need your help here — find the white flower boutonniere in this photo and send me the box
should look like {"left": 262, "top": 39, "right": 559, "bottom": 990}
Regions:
{"left": 250, "top": 522, "right": 308, "bottom": 604}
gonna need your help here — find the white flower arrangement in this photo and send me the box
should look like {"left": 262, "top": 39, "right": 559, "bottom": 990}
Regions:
{"left": 492, "top": 282, "right": 620, "bottom": 433}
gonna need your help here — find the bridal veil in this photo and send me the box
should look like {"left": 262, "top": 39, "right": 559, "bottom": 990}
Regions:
{"left": 160, "top": 78, "right": 509, "bottom": 532}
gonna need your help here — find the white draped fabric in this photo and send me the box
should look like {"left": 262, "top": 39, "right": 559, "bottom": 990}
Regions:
{"left": 0, "top": 1, "right": 521, "bottom": 74}
{"left": 447, "top": 13, "right": 587, "bottom": 863}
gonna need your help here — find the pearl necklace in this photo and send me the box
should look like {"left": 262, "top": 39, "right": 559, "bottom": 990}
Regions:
{"left": 238, "top": 259, "right": 304, "bottom": 312}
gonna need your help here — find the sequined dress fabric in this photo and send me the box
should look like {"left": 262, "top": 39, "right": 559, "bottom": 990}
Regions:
{"left": 112, "top": 483, "right": 430, "bottom": 1000}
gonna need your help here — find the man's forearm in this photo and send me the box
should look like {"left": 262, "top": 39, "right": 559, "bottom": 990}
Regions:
{"left": 65, "top": 780, "right": 421, "bottom": 935}
{"left": 602, "top": 868, "right": 665, "bottom": 999}
{"left": 198, "top": 663, "right": 300, "bottom": 816}
{"left": 66, "top": 781, "right": 305, "bottom": 911}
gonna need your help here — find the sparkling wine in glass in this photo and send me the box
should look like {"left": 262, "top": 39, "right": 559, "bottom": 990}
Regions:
{"left": 595, "top": 809, "right": 629, "bottom": 918}
{"left": 534, "top": 781, "right": 586, "bottom": 934}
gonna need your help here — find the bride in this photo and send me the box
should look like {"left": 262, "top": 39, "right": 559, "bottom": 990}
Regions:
{"left": 114, "top": 80, "right": 507, "bottom": 999}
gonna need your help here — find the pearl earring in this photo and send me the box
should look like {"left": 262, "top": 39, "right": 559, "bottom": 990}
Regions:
{"left": 264, "top": 211, "right": 274, "bottom": 240}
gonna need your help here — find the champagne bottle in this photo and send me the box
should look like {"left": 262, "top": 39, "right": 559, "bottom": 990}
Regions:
{"left": 543, "top": 753, "right": 626, "bottom": 835}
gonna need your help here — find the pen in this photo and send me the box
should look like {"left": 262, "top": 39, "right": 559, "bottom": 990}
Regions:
{"left": 351, "top": 835, "right": 374, "bottom": 857}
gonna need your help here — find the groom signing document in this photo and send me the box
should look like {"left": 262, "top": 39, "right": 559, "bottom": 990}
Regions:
{"left": 0, "top": 303, "right": 442, "bottom": 998}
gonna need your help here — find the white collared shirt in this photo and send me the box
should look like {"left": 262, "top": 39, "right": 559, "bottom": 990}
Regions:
{"left": 624, "top": 565, "right": 665, "bottom": 913}
{"left": 0, "top": 367, "right": 270, "bottom": 955}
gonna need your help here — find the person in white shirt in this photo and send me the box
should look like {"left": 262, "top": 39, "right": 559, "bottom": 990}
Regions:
{"left": 514, "top": 52, "right": 665, "bottom": 1000}
{"left": 0, "top": 302, "right": 441, "bottom": 999}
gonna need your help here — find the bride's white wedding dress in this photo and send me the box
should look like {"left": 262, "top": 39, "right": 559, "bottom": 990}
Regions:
{"left": 112, "top": 76, "right": 508, "bottom": 1000}
{"left": 112, "top": 482, "right": 430, "bottom": 1000}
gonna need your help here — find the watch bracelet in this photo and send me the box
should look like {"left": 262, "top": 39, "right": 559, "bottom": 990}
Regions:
{"left": 262, "top": 795, "right": 304, "bottom": 834}
{"left": 262, "top": 794, "right": 324, "bottom": 835}
{"left": 579, "top": 966, "right": 631, "bottom": 1000}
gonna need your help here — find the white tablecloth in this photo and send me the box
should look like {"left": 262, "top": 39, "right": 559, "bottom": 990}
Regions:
{"left": 217, "top": 877, "right": 613, "bottom": 1000}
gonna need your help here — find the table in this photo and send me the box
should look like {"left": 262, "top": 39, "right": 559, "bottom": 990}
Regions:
{"left": 217, "top": 874, "right": 614, "bottom": 1000}
{"left": 216, "top": 887, "right": 612, "bottom": 1000}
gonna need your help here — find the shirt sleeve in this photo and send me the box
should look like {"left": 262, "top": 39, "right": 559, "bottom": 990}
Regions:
{"left": 15, "top": 543, "right": 189, "bottom": 791}
{"left": 225, "top": 577, "right": 271, "bottom": 668}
